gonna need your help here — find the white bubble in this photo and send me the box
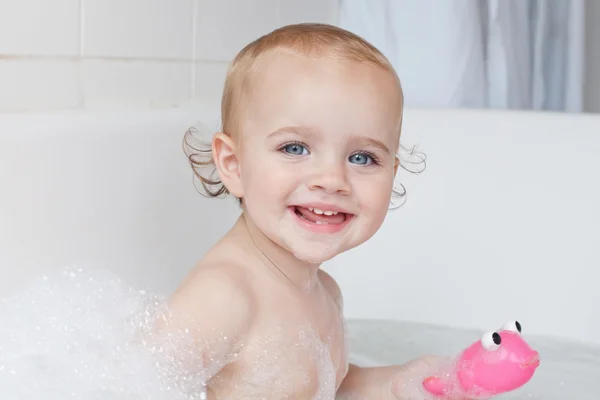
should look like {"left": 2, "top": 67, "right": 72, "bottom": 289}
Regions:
{"left": 0, "top": 266, "right": 208, "bottom": 399}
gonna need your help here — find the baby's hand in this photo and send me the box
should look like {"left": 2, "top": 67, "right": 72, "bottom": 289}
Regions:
{"left": 390, "top": 356, "right": 468, "bottom": 400}
{"left": 337, "top": 357, "right": 467, "bottom": 400}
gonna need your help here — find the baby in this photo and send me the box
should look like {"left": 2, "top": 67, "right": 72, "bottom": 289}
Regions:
{"left": 167, "top": 23, "right": 456, "bottom": 399}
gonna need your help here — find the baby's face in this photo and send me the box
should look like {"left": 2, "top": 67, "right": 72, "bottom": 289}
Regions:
{"left": 236, "top": 51, "right": 403, "bottom": 263}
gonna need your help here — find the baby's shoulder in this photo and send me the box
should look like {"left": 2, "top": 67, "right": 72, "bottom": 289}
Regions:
{"left": 318, "top": 269, "right": 344, "bottom": 311}
{"left": 169, "top": 262, "right": 256, "bottom": 335}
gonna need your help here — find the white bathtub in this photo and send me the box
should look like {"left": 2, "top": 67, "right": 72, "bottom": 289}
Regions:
{"left": 1, "top": 107, "right": 599, "bottom": 398}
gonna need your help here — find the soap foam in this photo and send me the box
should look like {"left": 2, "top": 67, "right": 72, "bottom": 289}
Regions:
{"left": 0, "top": 266, "right": 346, "bottom": 400}
{"left": 0, "top": 267, "right": 208, "bottom": 399}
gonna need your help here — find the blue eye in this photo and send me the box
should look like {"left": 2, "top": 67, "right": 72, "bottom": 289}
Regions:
{"left": 349, "top": 153, "right": 373, "bottom": 165}
{"left": 282, "top": 143, "right": 309, "bottom": 156}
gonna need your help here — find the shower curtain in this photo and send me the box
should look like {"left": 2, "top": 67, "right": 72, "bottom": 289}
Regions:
{"left": 339, "top": 0, "right": 585, "bottom": 112}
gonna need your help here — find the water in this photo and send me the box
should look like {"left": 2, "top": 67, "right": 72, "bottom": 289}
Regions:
{"left": 346, "top": 319, "right": 600, "bottom": 399}
{"left": 0, "top": 267, "right": 209, "bottom": 399}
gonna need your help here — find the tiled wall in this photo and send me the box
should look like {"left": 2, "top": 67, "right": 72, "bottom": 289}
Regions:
{"left": 0, "top": 0, "right": 338, "bottom": 112}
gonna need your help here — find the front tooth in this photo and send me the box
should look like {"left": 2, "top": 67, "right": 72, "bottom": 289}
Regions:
{"left": 323, "top": 210, "right": 334, "bottom": 216}
{"left": 315, "top": 221, "right": 328, "bottom": 225}
{"left": 313, "top": 208, "right": 324, "bottom": 215}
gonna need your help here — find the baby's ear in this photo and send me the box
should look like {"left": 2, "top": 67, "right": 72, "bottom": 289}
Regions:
{"left": 212, "top": 133, "right": 244, "bottom": 198}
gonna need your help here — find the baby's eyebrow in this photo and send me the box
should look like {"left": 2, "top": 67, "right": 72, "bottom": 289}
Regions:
{"left": 356, "top": 137, "right": 391, "bottom": 155}
{"left": 267, "top": 126, "right": 318, "bottom": 138}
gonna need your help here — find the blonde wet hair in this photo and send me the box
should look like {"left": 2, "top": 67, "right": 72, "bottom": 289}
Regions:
{"left": 183, "top": 23, "right": 424, "bottom": 207}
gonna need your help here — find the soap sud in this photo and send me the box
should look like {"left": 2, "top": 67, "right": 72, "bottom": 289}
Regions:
{"left": 0, "top": 267, "right": 208, "bottom": 399}
{"left": 207, "top": 323, "right": 339, "bottom": 399}
{"left": 300, "top": 325, "right": 337, "bottom": 400}
{"left": 0, "top": 267, "right": 343, "bottom": 400}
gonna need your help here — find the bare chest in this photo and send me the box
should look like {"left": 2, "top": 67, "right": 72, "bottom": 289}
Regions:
{"left": 209, "top": 304, "right": 348, "bottom": 399}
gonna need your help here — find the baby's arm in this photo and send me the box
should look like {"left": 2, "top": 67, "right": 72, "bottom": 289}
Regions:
{"left": 337, "top": 363, "right": 403, "bottom": 399}
{"left": 159, "top": 265, "right": 255, "bottom": 389}
{"left": 323, "top": 274, "right": 463, "bottom": 400}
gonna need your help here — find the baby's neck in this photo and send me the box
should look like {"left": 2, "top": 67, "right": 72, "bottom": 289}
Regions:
{"left": 231, "top": 214, "right": 321, "bottom": 293}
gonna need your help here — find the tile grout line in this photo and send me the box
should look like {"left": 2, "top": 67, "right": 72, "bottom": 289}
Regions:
{"left": 0, "top": 54, "right": 228, "bottom": 63}
{"left": 77, "top": 0, "right": 86, "bottom": 108}
{"left": 191, "top": 0, "right": 199, "bottom": 101}
{"left": 276, "top": 0, "right": 281, "bottom": 26}
{"left": 78, "top": 0, "right": 85, "bottom": 56}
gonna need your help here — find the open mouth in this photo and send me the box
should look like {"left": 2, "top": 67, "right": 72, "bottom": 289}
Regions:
{"left": 520, "top": 354, "right": 540, "bottom": 368}
{"left": 289, "top": 206, "right": 353, "bottom": 232}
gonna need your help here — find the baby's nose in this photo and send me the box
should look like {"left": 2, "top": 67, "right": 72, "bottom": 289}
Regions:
{"left": 307, "top": 164, "right": 351, "bottom": 194}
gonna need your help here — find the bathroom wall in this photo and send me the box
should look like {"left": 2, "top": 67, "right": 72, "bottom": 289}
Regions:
{"left": 0, "top": 0, "right": 339, "bottom": 113}
{"left": 2, "top": 0, "right": 598, "bottom": 114}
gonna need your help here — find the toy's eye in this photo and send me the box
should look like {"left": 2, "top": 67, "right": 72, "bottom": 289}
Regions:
{"left": 481, "top": 331, "right": 502, "bottom": 351}
{"left": 502, "top": 320, "right": 522, "bottom": 334}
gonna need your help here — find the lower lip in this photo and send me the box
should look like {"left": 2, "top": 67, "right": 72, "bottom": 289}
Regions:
{"left": 288, "top": 207, "right": 353, "bottom": 234}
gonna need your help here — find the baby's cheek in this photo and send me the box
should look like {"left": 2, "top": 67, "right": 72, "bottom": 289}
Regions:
{"left": 362, "top": 177, "right": 393, "bottom": 206}
{"left": 242, "top": 169, "right": 292, "bottom": 213}
{"left": 241, "top": 160, "right": 280, "bottom": 192}
{"left": 361, "top": 181, "right": 394, "bottom": 225}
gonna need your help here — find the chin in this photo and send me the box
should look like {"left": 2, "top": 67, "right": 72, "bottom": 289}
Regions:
{"left": 290, "top": 249, "right": 340, "bottom": 264}
{"left": 284, "top": 239, "right": 356, "bottom": 264}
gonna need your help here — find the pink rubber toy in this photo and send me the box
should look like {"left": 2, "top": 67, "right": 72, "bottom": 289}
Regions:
{"left": 422, "top": 321, "right": 540, "bottom": 399}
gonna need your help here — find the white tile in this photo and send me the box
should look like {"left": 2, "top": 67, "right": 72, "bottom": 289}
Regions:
{"left": 83, "top": 0, "right": 194, "bottom": 59}
{"left": 0, "top": 0, "right": 80, "bottom": 55}
{"left": 195, "top": 0, "right": 279, "bottom": 61}
{"left": 194, "top": 61, "right": 229, "bottom": 109}
{"left": 0, "top": 59, "right": 81, "bottom": 112}
{"left": 278, "top": 0, "right": 339, "bottom": 25}
{"left": 82, "top": 60, "right": 192, "bottom": 108}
